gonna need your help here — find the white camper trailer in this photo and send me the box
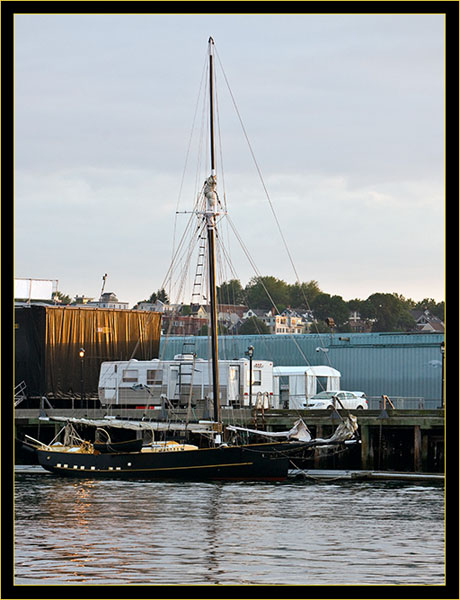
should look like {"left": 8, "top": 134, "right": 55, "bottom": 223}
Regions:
{"left": 273, "top": 366, "right": 341, "bottom": 409}
{"left": 98, "top": 355, "right": 274, "bottom": 409}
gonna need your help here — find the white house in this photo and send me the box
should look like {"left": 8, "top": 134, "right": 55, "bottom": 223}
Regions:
{"left": 86, "top": 292, "right": 129, "bottom": 310}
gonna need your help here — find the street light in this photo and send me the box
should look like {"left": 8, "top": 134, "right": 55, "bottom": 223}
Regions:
{"left": 79, "top": 347, "right": 85, "bottom": 409}
{"left": 245, "top": 345, "right": 254, "bottom": 407}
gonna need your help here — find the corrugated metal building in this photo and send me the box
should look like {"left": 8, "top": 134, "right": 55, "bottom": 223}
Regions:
{"left": 159, "top": 332, "right": 445, "bottom": 405}
{"left": 15, "top": 304, "right": 162, "bottom": 398}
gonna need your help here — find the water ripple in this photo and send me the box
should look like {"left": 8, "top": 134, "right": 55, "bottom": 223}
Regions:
{"left": 14, "top": 475, "right": 445, "bottom": 585}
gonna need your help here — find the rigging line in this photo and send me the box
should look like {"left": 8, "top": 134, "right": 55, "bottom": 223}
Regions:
{"left": 214, "top": 48, "right": 300, "bottom": 280}
{"left": 213, "top": 65, "right": 228, "bottom": 213}
{"left": 171, "top": 220, "right": 208, "bottom": 307}
{"left": 224, "top": 215, "right": 313, "bottom": 367}
{"left": 217, "top": 221, "right": 274, "bottom": 343}
{"left": 172, "top": 51, "right": 209, "bottom": 265}
{"left": 160, "top": 183, "right": 206, "bottom": 294}
{"left": 160, "top": 219, "right": 208, "bottom": 360}
{"left": 215, "top": 47, "right": 331, "bottom": 361}
{"left": 168, "top": 55, "right": 209, "bottom": 306}
{"left": 214, "top": 233, "right": 246, "bottom": 358}
{"left": 225, "top": 215, "right": 279, "bottom": 313}
{"left": 214, "top": 231, "right": 235, "bottom": 359}
{"left": 221, "top": 216, "right": 290, "bottom": 348}
{"left": 194, "top": 77, "right": 210, "bottom": 202}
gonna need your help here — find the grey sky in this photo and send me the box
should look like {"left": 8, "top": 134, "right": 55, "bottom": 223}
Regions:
{"left": 14, "top": 13, "right": 445, "bottom": 307}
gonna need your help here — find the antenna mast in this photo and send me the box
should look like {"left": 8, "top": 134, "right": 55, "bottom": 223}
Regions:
{"left": 100, "top": 273, "right": 108, "bottom": 299}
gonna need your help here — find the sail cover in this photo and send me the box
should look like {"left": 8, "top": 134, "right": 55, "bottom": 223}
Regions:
{"left": 44, "top": 416, "right": 213, "bottom": 434}
{"left": 226, "top": 418, "right": 312, "bottom": 442}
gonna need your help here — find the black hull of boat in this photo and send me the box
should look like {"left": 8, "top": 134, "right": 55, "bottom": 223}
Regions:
{"left": 36, "top": 442, "right": 303, "bottom": 482}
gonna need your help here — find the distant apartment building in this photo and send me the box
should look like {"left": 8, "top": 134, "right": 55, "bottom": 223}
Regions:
{"left": 243, "top": 307, "right": 306, "bottom": 335}
{"left": 265, "top": 308, "right": 306, "bottom": 335}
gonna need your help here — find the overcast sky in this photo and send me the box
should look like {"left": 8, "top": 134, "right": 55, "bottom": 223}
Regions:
{"left": 14, "top": 12, "right": 445, "bottom": 307}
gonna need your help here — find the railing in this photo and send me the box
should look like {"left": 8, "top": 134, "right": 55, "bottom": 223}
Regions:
{"left": 366, "top": 396, "right": 435, "bottom": 410}
{"left": 14, "top": 381, "right": 27, "bottom": 407}
{"left": 14, "top": 393, "right": 442, "bottom": 413}
{"left": 276, "top": 392, "right": 440, "bottom": 411}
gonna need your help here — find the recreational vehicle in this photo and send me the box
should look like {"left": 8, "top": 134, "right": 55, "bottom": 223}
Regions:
{"left": 98, "top": 354, "right": 274, "bottom": 409}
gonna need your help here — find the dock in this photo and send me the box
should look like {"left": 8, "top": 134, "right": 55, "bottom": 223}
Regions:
{"left": 289, "top": 469, "right": 444, "bottom": 482}
{"left": 255, "top": 408, "right": 444, "bottom": 473}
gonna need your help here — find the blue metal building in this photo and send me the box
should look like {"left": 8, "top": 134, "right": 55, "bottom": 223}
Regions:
{"left": 159, "top": 332, "right": 445, "bottom": 405}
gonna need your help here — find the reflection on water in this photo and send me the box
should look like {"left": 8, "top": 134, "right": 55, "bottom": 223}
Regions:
{"left": 14, "top": 469, "right": 445, "bottom": 585}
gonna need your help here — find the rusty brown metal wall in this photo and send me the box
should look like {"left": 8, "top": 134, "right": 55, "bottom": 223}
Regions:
{"left": 45, "top": 306, "right": 161, "bottom": 397}
{"left": 15, "top": 305, "right": 161, "bottom": 397}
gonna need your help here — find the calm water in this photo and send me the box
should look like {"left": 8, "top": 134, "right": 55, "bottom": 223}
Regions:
{"left": 14, "top": 466, "right": 444, "bottom": 586}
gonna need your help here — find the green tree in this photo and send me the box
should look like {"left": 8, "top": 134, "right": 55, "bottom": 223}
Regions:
{"left": 148, "top": 288, "right": 169, "bottom": 304}
{"left": 360, "top": 293, "right": 415, "bottom": 332}
{"left": 52, "top": 291, "right": 71, "bottom": 304}
{"left": 245, "top": 276, "right": 290, "bottom": 311}
{"left": 238, "top": 317, "right": 270, "bottom": 335}
{"left": 181, "top": 304, "right": 192, "bottom": 315}
{"left": 310, "top": 319, "right": 332, "bottom": 333}
{"left": 311, "top": 293, "right": 350, "bottom": 328}
{"left": 217, "top": 279, "right": 245, "bottom": 305}
{"left": 347, "top": 298, "right": 366, "bottom": 313}
{"left": 288, "top": 280, "right": 322, "bottom": 308}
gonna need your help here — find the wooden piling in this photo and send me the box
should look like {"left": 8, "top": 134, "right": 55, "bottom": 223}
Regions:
{"left": 360, "top": 424, "right": 371, "bottom": 469}
{"left": 414, "top": 425, "right": 422, "bottom": 471}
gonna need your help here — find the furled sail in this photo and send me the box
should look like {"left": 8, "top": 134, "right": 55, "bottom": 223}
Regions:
{"left": 227, "top": 418, "right": 312, "bottom": 442}
{"left": 43, "top": 416, "right": 214, "bottom": 434}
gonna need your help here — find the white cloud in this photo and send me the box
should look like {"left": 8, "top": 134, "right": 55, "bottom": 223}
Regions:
{"left": 13, "top": 13, "right": 445, "bottom": 306}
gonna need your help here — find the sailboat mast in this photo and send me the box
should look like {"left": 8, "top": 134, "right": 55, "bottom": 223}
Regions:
{"left": 208, "top": 37, "right": 216, "bottom": 175}
{"left": 206, "top": 37, "right": 221, "bottom": 427}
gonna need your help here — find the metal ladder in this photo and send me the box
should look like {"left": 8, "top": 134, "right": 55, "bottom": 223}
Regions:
{"left": 181, "top": 231, "right": 207, "bottom": 358}
{"left": 177, "top": 356, "right": 197, "bottom": 408}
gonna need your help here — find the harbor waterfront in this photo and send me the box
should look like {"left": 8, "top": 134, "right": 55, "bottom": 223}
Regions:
{"left": 13, "top": 467, "right": 445, "bottom": 586}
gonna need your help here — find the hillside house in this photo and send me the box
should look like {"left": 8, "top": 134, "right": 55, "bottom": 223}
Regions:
{"left": 411, "top": 309, "right": 445, "bottom": 333}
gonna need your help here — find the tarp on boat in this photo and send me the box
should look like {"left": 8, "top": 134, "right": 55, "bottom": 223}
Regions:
{"left": 227, "top": 415, "right": 358, "bottom": 446}
{"left": 312, "top": 414, "right": 358, "bottom": 444}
